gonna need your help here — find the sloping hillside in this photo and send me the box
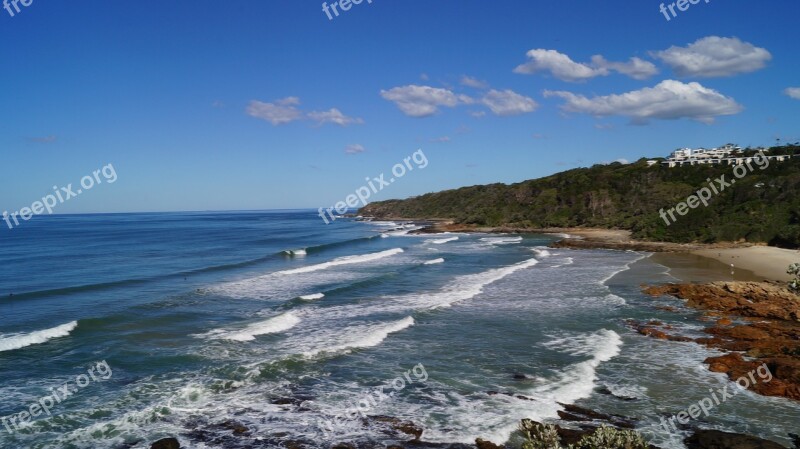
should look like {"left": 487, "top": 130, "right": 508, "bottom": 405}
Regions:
{"left": 360, "top": 147, "right": 800, "bottom": 247}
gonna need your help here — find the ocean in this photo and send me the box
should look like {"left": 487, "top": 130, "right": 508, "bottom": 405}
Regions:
{"left": 0, "top": 211, "right": 798, "bottom": 449}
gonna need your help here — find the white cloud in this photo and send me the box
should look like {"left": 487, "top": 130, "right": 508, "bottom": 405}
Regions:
{"left": 246, "top": 97, "right": 304, "bottom": 125}
{"left": 307, "top": 108, "right": 364, "bottom": 126}
{"left": 514, "top": 49, "right": 606, "bottom": 82}
{"left": 247, "top": 98, "right": 362, "bottom": 126}
{"left": 653, "top": 36, "right": 772, "bottom": 78}
{"left": 514, "top": 49, "right": 658, "bottom": 82}
{"left": 544, "top": 80, "right": 743, "bottom": 124}
{"left": 460, "top": 75, "right": 489, "bottom": 89}
{"left": 380, "top": 85, "right": 473, "bottom": 117}
{"left": 345, "top": 144, "right": 365, "bottom": 154}
{"left": 481, "top": 89, "right": 538, "bottom": 116}
{"left": 591, "top": 56, "right": 658, "bottom": 80}
{"left": 784, "top": 87, "right": 800, "bottom": 100}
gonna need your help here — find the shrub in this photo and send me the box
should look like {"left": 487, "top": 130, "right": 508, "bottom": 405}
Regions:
{"left": 570, "top": 426, "right": 649, "bottom": 449}
{"left": 519, "top": 420, "right": 561, "bottom": 449}
{"left": 519, "top": 420, "right": 650, "bottom": 449}
{"left": 788, "top": 263, "right": 800, "bottom": 293}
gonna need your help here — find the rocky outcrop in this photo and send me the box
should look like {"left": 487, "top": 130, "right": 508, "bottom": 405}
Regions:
{"left": 685, "top": 429, "right": 787, "bottom": 449}
{"left": 150, "top": 438, "right": 180, "bottom": 449}
{"left": 644, "top": 282, "right": 800, "bottom": 322}
{"left": 643, "top": 281, "right": 800, "bottom": 401}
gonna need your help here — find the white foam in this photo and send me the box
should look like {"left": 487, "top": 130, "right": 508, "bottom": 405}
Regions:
{"left": 480, "top": 236, "right": 522, "bottom": 245}
{"left": 300, "top": 316, "right": 415, "bottom": 357}
{"left": 276, "top": 248, "right": 404, "bottom": 275}
{"left": 537, "top": 329, "right": 623, "bottom": 403}
{"left": 425, "top": 237, "right": 459, "bottom": 245}
{"left": 204, "top": 312, "right": 300, "bottom": 342}
{"left": 311, "top": 257, "right": 541, "bottom": 322}
{"left": 299, "top": 293, "right": 325, "bottom": 300}
{"left": 599, "top": 252, "right": 648, "bottom": 285}
{"left": 532, "top": 247, "right": 551, "bottom": 257}
{"left": 550, "top": 257, "right": 574, "bottom": 268}
{"left": 210, "top": 269, "right": 363, "bottom": 300}
{"left": 0, "top": 321, "right": 78, "bottom": 352}
{"left": 419, "top": 331, "right": 624, "bottom": 445}
{"left": 424, "top": 258, "right": 445, "bottom": 265}
{"left": 284, "top": 249, "right": 307, "bottom": 256}
{"left": 372, "top": 221, "right": 398, "bottom": 227}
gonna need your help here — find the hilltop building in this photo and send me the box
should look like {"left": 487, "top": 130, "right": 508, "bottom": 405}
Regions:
{"left": 662, "top": 144, "right": 792, "bottom": 168}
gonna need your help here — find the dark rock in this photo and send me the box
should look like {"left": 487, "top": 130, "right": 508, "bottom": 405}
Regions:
{"left": 475, "top": 438, "right": 505, "bottom": 449}
{"left": 685, "top": 429, "right": 788, "bottom": 449}
{"left": 557, "top": 403, "right": 636, "bottom": 429}
{"left": 512, "top": 373, "right": 528, "bottom": 380}
{"left": 370, "top": 415, "right": 424, "bottom": 441}
{"left": 597, "top": 385, "right": 613, "bottom": 395}
{"left": 331, "top": 444, "right": 357, "bottom": 449}
{"left": 597, "top": 385, "right": 637, "bottom": 401}
{"left": 790, "top": 433, "right": 800, "bottom": 449}
{"left": 215, "top": 420, "right": 250, "bottom": 436}
{"left": 150, "top": 438, "right": 181, "bottom": 449}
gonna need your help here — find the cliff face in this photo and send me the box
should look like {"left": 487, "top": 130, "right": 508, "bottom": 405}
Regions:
{"left": 360, "top": 150, "right": 800, "bottom": 247}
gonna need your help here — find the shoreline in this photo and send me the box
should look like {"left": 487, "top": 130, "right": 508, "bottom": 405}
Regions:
{"left": 395, "top": 220, "right": 795, "bottom": 282}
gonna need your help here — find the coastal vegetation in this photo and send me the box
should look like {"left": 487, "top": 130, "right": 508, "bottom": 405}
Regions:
{"left": 789, "top": 263, "right": 800, "bottom": 293}
{"left": 519, "top": 420, "right": 649, "bottom": 449}
{"left": 360, "top": 145, "right": 800, "bottom": 248}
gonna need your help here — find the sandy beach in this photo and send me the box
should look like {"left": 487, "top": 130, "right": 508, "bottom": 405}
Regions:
{"left": 692, "top": 246, "right": 798, "bottom": 282}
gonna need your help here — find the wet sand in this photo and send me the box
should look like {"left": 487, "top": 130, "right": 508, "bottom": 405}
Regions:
{"left": 650, "top": 252, "right": 764, "bottom": 283}
{"left": 692, "top": 246, "right": 798, "bottom": 282}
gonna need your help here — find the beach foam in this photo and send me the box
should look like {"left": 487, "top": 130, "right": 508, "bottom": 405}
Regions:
{"left": 538, "top": 329, "right": 623, "bottom": 402}
{"left": 425, "top": 237, "right": 459, "bottom": 245}
{"left": 283, "top": 249, "right": 307, "bottom": 256}
{"left": 532, "top": 247, "right": 551, "bottom": 257}
{"left": 480, "top": 236, "right": 522, "bottom": 245}
{"left": 301, "top": 316, "right": 415, "bottom": 357}
{"left": 424, "top": 258, "right": 445, "bottom": 265}
{"left": 277, "top": 248, "right": 404, "bottom": 275}
{"left": 0, "top": 321, "right": 78, "bottom": 353}
{"left": 299, "top": 293, "right": 325, "bottom": 300}
{"left": 205, "top": 312, "right": 300, "bottom": 342}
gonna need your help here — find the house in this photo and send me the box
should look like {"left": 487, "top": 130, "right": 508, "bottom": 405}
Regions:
{"left": 661, "top": 144, "right": 788, "bottom": 168}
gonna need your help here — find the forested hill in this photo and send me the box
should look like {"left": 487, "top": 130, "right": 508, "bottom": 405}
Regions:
{"left": 359, "top": 146, "right": 800, "bottom": 248}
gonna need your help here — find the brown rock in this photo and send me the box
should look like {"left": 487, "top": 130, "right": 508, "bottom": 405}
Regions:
{"left": 370, "top": 415, "right": 423, "bottom": 441}
{"left": 475, "top": 438, "right": 505, "bottom": 449}
{"left": 644, "top": 280, "right": 800, "bottom": 402}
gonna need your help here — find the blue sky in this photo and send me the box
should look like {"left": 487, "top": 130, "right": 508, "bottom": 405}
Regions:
{"left": 1, "top": 0, "right": 798, "bottom": 214}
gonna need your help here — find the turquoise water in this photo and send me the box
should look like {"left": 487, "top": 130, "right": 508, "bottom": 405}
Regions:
{"left": 0, "top": 211, "right": 797, "bottom": 448}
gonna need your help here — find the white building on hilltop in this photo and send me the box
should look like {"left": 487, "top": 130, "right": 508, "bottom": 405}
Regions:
{"left": 661, "top": 144, "right": 791, "bottom": 168}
